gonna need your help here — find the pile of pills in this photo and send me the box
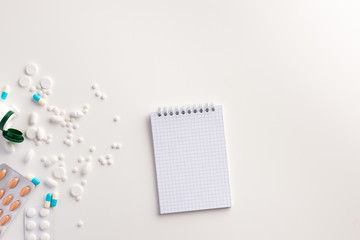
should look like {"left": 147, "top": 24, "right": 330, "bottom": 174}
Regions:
{"left": 24, "top": 207, "right": 52, "bottom": 240}
{"left": 91, "top": 83, "right": 107, "bottom": 100}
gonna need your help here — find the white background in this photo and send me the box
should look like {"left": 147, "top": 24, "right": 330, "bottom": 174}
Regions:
{"left": 0, "top": 0, "right": 360, "bottom": 239}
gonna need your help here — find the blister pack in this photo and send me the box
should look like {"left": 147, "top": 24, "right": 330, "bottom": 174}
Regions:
{"left": 0, "top": 163, "right": 36, "bottom": 238}
{"left": 24, "top": 207, "right": 52, "bottom": 240}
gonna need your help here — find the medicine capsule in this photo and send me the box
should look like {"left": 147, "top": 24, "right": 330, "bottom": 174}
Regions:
{"left": 1, "top": 85, "right": 10, "bottom": 100}
{"left": 9, "top": 200, "right": 20, "bottom": 211}
{"left": 51, "top": 192, "right": 59, "bottom": 207}
{"left": 32, "top": 94, "right": 47, "bottom": 106}
{"left": 44, "top": 193, "right": 52, "bottom": 208}
{"left": 0, "top": 169, "right": 6, "bottom": 181}
{"left": 26, "top": 174, "right": 40, "bottom": 186}
{"left": 0, "top": 215, "right": 10, "bottom": 226}
{"left": 2, "top": 194, "right": 12, "bottom": 205}
{"left": 8, "top": 177, "right": 19, "bottom": 189}
{"left": 19, "top": 186, "right": 31, "bottom": 197}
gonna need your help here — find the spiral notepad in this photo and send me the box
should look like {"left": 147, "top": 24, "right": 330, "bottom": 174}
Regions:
{"left": 150, "top": 104, "right": 231, "bottom": 214}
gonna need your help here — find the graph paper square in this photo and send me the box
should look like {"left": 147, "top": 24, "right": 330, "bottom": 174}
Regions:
{"left": 150, "top": 105, "right": 231, "bottom": 214}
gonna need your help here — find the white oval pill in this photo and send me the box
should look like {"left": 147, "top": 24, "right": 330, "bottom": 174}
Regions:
{"left": 81, "top": 162, "right": 92, "bottom": 176}
{"left": 70, "top": 184, "right": 83, "bottom": 197}
{"left": 25, "top": 63, "right": 38, "bottom": 76}
{"left": 40, "top": 77, "right": 53, "bottom": 89}
{"left": 18, "top": 75, "right": 32, "bottom": 88}
{"left": 26, "top": 220, "right": 37, "bottom": 230}
{"left": 25, "top": 149, "right": 35, "bottom": 164}
{"left": 27, "top": 233, "right": 37, "bottom": 240}
{"left": 39, "top": 208, "right": 50, "bottom": 217}
{"left": 5, "top": 142, "right": 15, "bottom": 153}
{"left": 45, "top": 177, "right": 58, "bottom": 188}
{"left": 26, "top": 127, "right": 37, "bottom": 139}
{"left": 36, "top": 127, "right": 46, "bottom": 140}
{"left": 40, "top": 233, "right": 50, "bottom": 240}
{"left": 39, "top": 220, "right": 50, "bottom": 230}
{"left": 49, "top": 115, "right": 63, "bottom": 123}
{"left": 26, "top": 208, "right": 37, "bottom": 218}
{"left": 29, "top": 112, "right": 38, "bottom": 125}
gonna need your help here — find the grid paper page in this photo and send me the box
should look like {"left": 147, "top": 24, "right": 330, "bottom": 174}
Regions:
{"left": 150, "top": 105, "right": 231, "bottom": 214}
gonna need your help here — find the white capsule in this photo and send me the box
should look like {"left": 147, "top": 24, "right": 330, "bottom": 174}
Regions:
{"left": 25, "top": 63, "right": 39, "bottom": 76}
{"left": 24, "top": 149, "right": 35, "bottom": 164}
{"left": 81, "top": 162, "right": 92, "bottom": 176}
{"left": 29, "top": 112, "right": 38, "bottom": 126}
{"left": 18, "top": 75, "right": 32, "bottom": 88}
{"left": 44, "top": 177, "right": 58, "bottom": 188}
{"left": 36, "top": 127, "right": 46, "bottom": 140}
{"left": 49, "top": 115, "right": 64, "bottom": 123}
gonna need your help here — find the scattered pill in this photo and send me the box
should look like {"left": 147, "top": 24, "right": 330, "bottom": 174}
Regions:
{"left": 26, "top": 208, "right": 37, "bottom": 218}
{"left": 70, "top": 184, "right": 83, "bottom": 197}
{"left": 89, "top": 146, "right": 96, "bottom": 153}
{"left": 27, "top": 220, "right": 37, "bottom": 230}
{"left": 95, "top": 91, "right": 101, "bottom": 97}
{"left": 28, "top": 112, "right": 38, "bottom": 126}
{"left": 1, "top": 85, "right": 10, "bottom": 100}
{"left": 5, "top": 141, "right": 15, "bottom": 153}
{"left": 36, "top": 127, "right": 46, "bottom": 140}
{"left": 8, "top": 177, "right": 19, "bottom": 189}
{"left": 51, "top": 192, "right": 59, "bottom": 207}
{"left": 9, "top": 200, "right": 20, "bottom": 211}
{"left": 91, "top": 83, "right": 98, "bottom": 90}
{"left": 40, "top": 220, "right": 50, "bottom": 230}
{"left": 18, "top": 75, "right": 32, "bottom": 88}
{"left": 49, "top": 115, "right": 63, "bottom": 123}
{"left": 105, "top": 154, "right": 112, "bottom": 160}
{"left": 111, "top": 143, "right": 117, "bottom": 149}
{"left": 25, "top": 63, "right": 39, "bottom": 76}
{"left": 40, "top": 77, "right": 53, "bottom": 89}
{"left": 72, "top": 167, "right": 79, "bottom": 174}
{"left": 81, "top": 180, "right": 87, "bottom": 186}
{"left": 67, "top": 134, "right": 73, "bottom": 139}
{"left": 77, "top": 137, "right": 84, "bottom": 143}
{"left": 77, "top": 220, "right": 84, "bottom": 228}
{"left": 107, "top": 158, "right": 114, "bottom": 165}
{"left": 116, "top": 143, "right": 122, "bottom": 149}
{"left": 75, "top": 196, "right": 82, "bottom": 201}
{"left": 44, "top": 178, "right": 58, "bottom": 188}
{"left": 33, "top": 94, "right": 47, "bottom": 106}
{"left": 44, "top": 193, "right": 52, "bottom": 208}
{"left": 26, "top": 174, "right": 40, "bottom": 185}
{"left": 26, "top": 127, "right": 37, "bottom": 139}
{"left": 39, "top": 208, "right": 49, "bottom": 217}
{"left": 81, "top": 162, "right": 92, "bottom": 176}
{"left": 20, "top": 186, "right": 31, "bottom": 197}
{"left": 58, "top": 154, "right": 65, "bottom": 160}
{"left": 77, "top": 156, "right": 84, "bottom": 163}
{"left": 113, "top": 115, "right": 120, "bottom": 122}
{"left": 100, "top": 94, "right": 107, "bottom": 100}
{"left": 25, "top": 149, "right": 35, "bottom": 164}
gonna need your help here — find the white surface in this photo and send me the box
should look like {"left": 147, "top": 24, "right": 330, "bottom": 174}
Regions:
{"left": 0, "top": 0, "right": 360, "bottom": 239}
{"left": 151, "top": 105, "right": 231, "bottom": 214}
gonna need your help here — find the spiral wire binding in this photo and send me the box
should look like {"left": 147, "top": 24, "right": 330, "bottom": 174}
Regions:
{"left": 157, "top": 103, "right": 215, "bottom": 117}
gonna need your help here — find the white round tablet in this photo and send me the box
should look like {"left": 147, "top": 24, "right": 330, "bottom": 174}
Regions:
{"left": 40, "top": 233, "right": 50, "bottom": 240}
{"left": 26, "top": 208, "right": 37, "bottom": 218}
{"left": 52, "top": 167, "right": 66, "bottom": 179}
{"left": 18, "top": 76, "right": 32, "bottom": 88}
{"left": 26, "top": 127, "right": 37, "bottom": 139}
{"left": 26, "top": 221, "right": 37, "bottom": 230}
{"left": 70, "top": 184, "right": 83, "bottom": 197}
{"left": 39, "top": 220, "right": 50, "bottom": 230}
{"left": 27, "top": 233, "right": 37, "bottom": 240}
{"left": 39, "top": 208, "right": 50, "bottom": 217}
{"left": 77, "top": 220, "right": 84, "bottom": 227}
{"left": 25, "top": 63, "right": 38, "bottom": 76}
{"left": 40, "top": 77, "right": 53, "bottom": 89}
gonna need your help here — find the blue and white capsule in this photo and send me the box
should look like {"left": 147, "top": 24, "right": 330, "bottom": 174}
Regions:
{"left": 1, "top": 85, "right": 10, "bottom": 100}
{"left": 26, "top": 174, "right": 40, "bottom": 186}
{"left": 33, "top": 93, "right": 47, "bottom": 106}
{"left": 45, "top": 193, "right": 53, "bottom": 208}
{"left": 51, "top": 192, "right": 59, "bottom": 207}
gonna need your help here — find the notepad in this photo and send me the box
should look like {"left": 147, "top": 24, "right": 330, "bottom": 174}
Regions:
{"left": 150, "top": 104, "right": 231, "bottom": 214}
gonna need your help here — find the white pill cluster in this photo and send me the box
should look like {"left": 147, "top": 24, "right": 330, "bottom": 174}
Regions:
{"left": 98, "top": 154, "right": 114, "bottom": 166}
{"left": 91, "top": 83, "right": 107, "bottom": 100}
{"left": 111, "top": 142, "right": 122, "bottom": 150}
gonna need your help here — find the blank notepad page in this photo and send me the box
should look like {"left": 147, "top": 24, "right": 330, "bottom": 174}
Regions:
{"left": 150, "top": 105, "right": 231, "bottom": 214}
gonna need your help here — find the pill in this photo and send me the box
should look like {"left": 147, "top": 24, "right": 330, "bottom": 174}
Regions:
{"left": 8, "top": 177, "right": 19, "bottom": 189}
{"left": 26, "top": 127, "right": 37, "bottom": 139}
{"left": 67, "top": 134, "right": 73, "bottom": 139}
{"left": 52, "top": 167, "right": 66, "bottom": 180}
{"left": 85, "top": 156, "right": 92, "bottom": 162}
{"left": 77, "top": 156, "right": 84, "bottom": 163}
{"left": 40, "top": 77, "right": 53, "bottom": 89}
{"left": 77, "top": 137, "right": 84, "bottom": 143}
{"left": 40, "top": 220, "right": 50, "bottom": 230}
{"left": 89, "top": 146, "right": 96, "bottom": 153}
{"left": 105, "top": 154, "right": 112, "bottom": 160}
{"left": 40, "top": 233, "right": 50, "bottom": 240}
{"left": 29, "top": 86, "right": 36, "bottom": 92}
{"left": 81, "top": 180, "right": 87, "bottom": 186}
{"left": 95, "top": 91, "right": 101, "bottom": 97}
{"left": 72, "top": 123, "right": 79, "bottom": 130}
{"left": 91, "top": 83, "right": 98, "bottom": 89}
{"left": 26, "top": 174, "right": 40, "bottom": 185}
{"left": 76, "top": 196, "right": 81, "bottom": 201}
{"left": 33, "top": 94, "right": 47, "bottom": 106}
{"left": 77, "top": 220, "right": 84, "bottom": 227}
{"left": 58, "top": 154, "right": 65, "bottom": 160}
{"left": 111, "top": 143, "right": 117, "bottom": 149}
{"left": 0, "top": 169, "right": 7, "bottom": 180}
{"left": 36, "top": 127, "right": 46, "bottom": 140}
{"left": 44, "top": 193, "right": 52, "bottom": 208}
{"left": 116, "top": 143, "right": 122, "bottom": 149}
{"left": 113, "top": 115, "right": 120, "bottom": 122}
{"left": 0, "top": 189, "right": 4, "bottom": 198}
{"left": 49, "top": 115, "right": 63, "bottom": 123}
{"left": 20, "top": 186, "right": 31, "bottom": 197}
{"left": 70, "top": 184, "right": 83, "bottom": 197}
{"left": 45, "top": 178, "right": 58, "bottom": 188}
{"left": 24, "top": 149, "right": 35, "bottom": 164}
{"left": 2, "top": 194, "right": 12, "bottom": 205}
{"left": 28, "top": 112, "right": 38, "bottom": 126}
{"left": 81, "top": 162, "right": 92, "bottom": 176}
{"left": 40, "top": 208, "right": 50, "bottom": 217}
{"left": 27, "top": 233, "right": 37, "bottom": 240}
{"left": 25, "top": 63, "right": 39, "bottom": 76}
{"left": 107, "top": 158, "right": 114, "bottom": 165}
{"left": 18, "top": 75, "right": 32, "bottom": 88}
{"left": 26, "top": 208, "right": 37, "bottom": 217}
{"left": 1, "top": 85, "right": 10, "bottom": 100}
{"left": 9, "top": 200, "right": 20, "bottom": 211}
{"left": 72, "top": 167, "right": 79, "bottom": 173}
{"left": 0, "top": 215, "right": 10, "bottom": 226}
{"left": 26, "top": 220, "right": 37, "bottom": 230}
{"left": 51, "top": 192, "right": 59, "bottom": 207}
{"left": 82, "top": 108, "right": 89, "bottom": 114}
{"left": 4, "top": 142, "right": 15, "bottom": 153}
